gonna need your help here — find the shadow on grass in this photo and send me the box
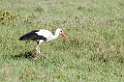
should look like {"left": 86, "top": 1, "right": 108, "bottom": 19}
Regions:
{"left": 12, "top": 50, "right": 36, "bottom": 60}
{"left": 1, "top": 49, "right": 47, "bottom": 60}
{"left": 10, "top": 50, "right": 47, "bottom": 60}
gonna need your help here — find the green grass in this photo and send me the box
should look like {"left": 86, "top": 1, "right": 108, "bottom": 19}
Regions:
{"left": 0, "top": 0, "right": 124, "bottom": 82}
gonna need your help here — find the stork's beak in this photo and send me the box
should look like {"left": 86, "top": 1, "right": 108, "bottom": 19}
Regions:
{"left": 61, "top": 33, "right": 69, "bottom": 41}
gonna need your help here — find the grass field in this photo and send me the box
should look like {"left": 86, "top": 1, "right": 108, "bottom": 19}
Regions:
{"left": 0, "top": 0, "right": 124, "bottom": 82}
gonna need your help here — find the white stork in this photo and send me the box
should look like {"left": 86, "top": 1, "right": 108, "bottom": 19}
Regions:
{"left": 19, "top": 28, "right": 69, "bottom": 55}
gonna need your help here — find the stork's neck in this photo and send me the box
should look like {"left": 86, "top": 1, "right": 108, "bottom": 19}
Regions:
{"left": 52, "top": 31, "right": 59, "bottom": 40}
{"left": 46, "top": 29, "right": 60, "bottom": 42}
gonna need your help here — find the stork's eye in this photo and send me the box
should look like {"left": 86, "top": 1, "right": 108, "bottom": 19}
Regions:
{"left": 60, "top": 30, "right": 62, "bottom": 32}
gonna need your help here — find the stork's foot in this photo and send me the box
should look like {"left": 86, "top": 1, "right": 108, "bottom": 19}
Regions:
{"left": 34, "top": 52, "right": 39, "bottom": 57}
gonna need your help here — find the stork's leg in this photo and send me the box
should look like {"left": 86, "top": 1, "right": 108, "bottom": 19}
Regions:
{"left": 35, "top": 40, "right": 43, "bottom": 56}
{"left": 38, "top": 47, "right": 40, "bottom": 53}
{"left": 36, "top": 43, "right": 41, "bottom": 56}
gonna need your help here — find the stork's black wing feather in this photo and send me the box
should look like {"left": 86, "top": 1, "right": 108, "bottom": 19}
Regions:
{"left": 19, "top": 30, "right": 47, "bottom": 41}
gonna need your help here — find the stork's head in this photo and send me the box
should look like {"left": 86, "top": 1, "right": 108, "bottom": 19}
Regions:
{"left": 56, "top": 28, "right": 69, "bottom": 41}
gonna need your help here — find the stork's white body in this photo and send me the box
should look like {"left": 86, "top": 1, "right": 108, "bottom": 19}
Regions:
{"left": 36, "top": 29, "right": 59, "bottom": 42}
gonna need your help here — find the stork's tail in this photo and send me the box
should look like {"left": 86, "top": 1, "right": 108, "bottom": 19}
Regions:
{"left": 19, "top": 30, "right": 40, "bottom": 41}
{"left": 19, "top": 34, "right": 30, "bottom": 41}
